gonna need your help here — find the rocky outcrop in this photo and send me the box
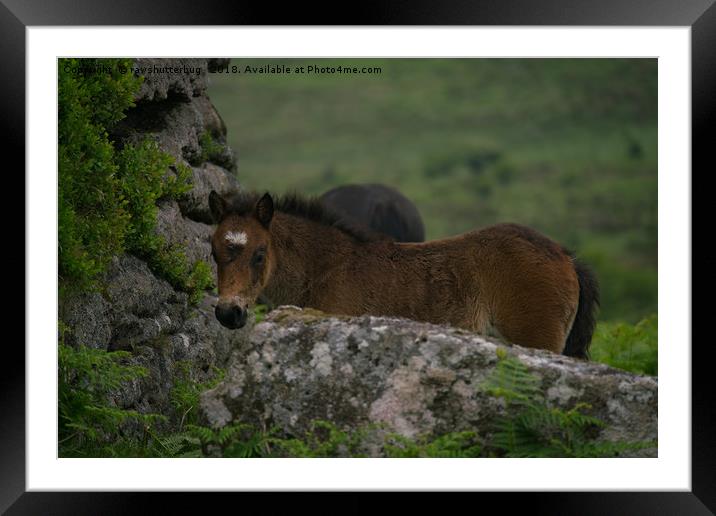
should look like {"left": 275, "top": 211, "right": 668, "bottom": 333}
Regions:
{"left": 112, "top": 59, "right": 236, "bottom": 174}
{"left": 154, "top": 199, "right": 215, "bottom": 274}
{"left": 133, "top": 58, "right": 219, "bottom": 102}
{"left": 178, "top": 162, "right": 240, "bottom": 224}
{"left": 200, "top": 306, "right": 658, "bottom": 457}
{"left": 60, "top": 58, "right": 245, "bottom": 424}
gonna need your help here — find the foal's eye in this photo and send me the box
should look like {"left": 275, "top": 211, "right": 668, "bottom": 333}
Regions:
{"left": 252, "top": 249, "right": 266, "bottom": 267}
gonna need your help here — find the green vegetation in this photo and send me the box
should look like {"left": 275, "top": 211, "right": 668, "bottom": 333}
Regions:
{"left": 59, "top": 322, "right": 227, "bottom": 458}
{"left": 58, "top": 57, "right": 213, "bottom": 303}
{"left": 58, "top": 57, "right": 138, "bottom": 288}
{"left": 591, "top": 314, "right": 657, "bottom": 376}
{"left": 268, "top": 420, "right": 370, "bottom": 458}
{"left": 480, "top": 348, "right": 654, "bottom": 457}
{"left": 58, "top": 58, "right": 218, "bottom": 456}
{"left": 193, "top": 130, "right": 226, "bottom": 165}
{"left": 170, "top": 361, "right": 225, "bottom": 429}
{"left": 59, "top": 340, "right": 654, "bottom": 458}
{"left": 252, "top": 303, "right": 270, "bottom": 323}
{"left": 209, "top": 58, "right": 657, "bottom": 323}
{"left": 58, "top": 323, "right": 167, "bottom": 457}
{"left": 148, "top": 247, "right": 214, "bottom": 305}
{"left": 181, "top": 422, "right": 276, "bottom": 458}
{"left": 384, "top": 431, "right": 482, "bottom": 458}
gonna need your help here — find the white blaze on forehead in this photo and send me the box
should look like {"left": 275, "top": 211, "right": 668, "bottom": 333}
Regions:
{"left": 224, "top": 231, "right": 248, "bottom": 246}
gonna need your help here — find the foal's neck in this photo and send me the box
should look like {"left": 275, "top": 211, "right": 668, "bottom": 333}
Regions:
{"left": 262, "top": 212, "right": 367, "bottom": 306}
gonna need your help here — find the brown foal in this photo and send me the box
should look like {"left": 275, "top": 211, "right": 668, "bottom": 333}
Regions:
{"left": 209, "top": 190, "right": 599, "bottom": 358}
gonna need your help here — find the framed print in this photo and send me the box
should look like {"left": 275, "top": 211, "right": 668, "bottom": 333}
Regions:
{"left": 6, "top": 0, "right": 713, "bottom": 512}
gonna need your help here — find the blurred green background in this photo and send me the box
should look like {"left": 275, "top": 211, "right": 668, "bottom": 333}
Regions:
{"left": 208, "top": 58, "right": 657, "bottom": 324}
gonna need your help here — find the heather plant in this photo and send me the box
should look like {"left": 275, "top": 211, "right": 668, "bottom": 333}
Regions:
{"left": 58, "top": 57, "right": 212, "bottom": 303}
{"left": 58, "top": 58, "right": 137, "bottom": 288}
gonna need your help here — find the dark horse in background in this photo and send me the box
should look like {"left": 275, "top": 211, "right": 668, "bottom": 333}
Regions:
{"left": 320, "top": 184, "right": 425, "bottom": 243}
{"left": 209, "top": 190, "right": 600, "bottom": 359}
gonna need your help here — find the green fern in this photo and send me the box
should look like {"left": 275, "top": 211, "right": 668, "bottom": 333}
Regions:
{"left": 140, "top": 426, "right": 203, "bottom": 458}
{"left": 384, "top": 431, "right": 482, "bottom": 458}
{"left": 591, "top": 314, "right": 657, "bottom": 375}
{"left": 484, "top": 348, "right": 542, "bottom": 405}
{"left": 170, "top": 361, "right": 225, "bottom": 429}
{"left": 481, "top": 350, "right": 656, "bottom": 457}
{"left": 58, "top": 332, "right": 169, "bottom": 456}
{"left": 184, "top": 422, "right": 277, "bottom": 458}
{"left": 271, "top": 420, "right": 351, "bottom": 458}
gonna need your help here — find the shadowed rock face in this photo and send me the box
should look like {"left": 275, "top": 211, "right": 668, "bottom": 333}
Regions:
{"left": 60, "top": 254, "right": 253, "bottom": 416}
{"left": 60, "top": 59, "right": 244, "bottom": 425}
{"left": 200, "top": 306, "right": 658, "bottom": 457}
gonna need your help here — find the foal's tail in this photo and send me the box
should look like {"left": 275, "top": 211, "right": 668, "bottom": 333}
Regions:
{"left": 562, "top": 257, "right": 600, "bottom": 359}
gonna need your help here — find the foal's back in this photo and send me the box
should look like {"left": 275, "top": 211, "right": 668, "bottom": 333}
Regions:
{"left": 395, "top": 223, "right": 581, "bottom": 353}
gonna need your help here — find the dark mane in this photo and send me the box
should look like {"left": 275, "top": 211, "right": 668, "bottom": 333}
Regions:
{"left": 223, "top": 190, "right": 389, "bottom": 243}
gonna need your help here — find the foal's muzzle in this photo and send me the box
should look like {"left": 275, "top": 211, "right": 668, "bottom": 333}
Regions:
{"left": 215, "top": 303, "right": 248, "bottom": 329}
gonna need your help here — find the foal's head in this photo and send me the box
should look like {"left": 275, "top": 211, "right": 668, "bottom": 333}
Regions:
{"left": 209, "top": 190, "right": 274, "bottom": 329}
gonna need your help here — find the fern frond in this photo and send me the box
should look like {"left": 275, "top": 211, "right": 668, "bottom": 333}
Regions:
{"left": 480, "top": 350, "right": 655, "bottom": 458}
{"left": 482, "top": 355, "right": 542, "bottom": 406}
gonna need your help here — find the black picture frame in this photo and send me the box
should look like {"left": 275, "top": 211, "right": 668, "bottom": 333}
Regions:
{"left": 5, "top": 0, "right": 713, "bottom": 513}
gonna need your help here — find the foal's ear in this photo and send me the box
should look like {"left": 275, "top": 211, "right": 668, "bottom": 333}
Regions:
{"left": 255, "top": 192, "right": 274, "bottom": 228}
{"left": 209, "top": 190, "right": 227, "bottom": 223}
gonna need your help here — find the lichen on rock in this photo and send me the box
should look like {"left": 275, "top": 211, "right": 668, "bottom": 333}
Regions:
{"left": 200, "top": 306, "right": 658, "bottom": 457}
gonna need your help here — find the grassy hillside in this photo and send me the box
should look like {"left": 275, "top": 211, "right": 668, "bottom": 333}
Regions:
{"left": 208, "top": 58, "right": 657, "bottom": 323}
